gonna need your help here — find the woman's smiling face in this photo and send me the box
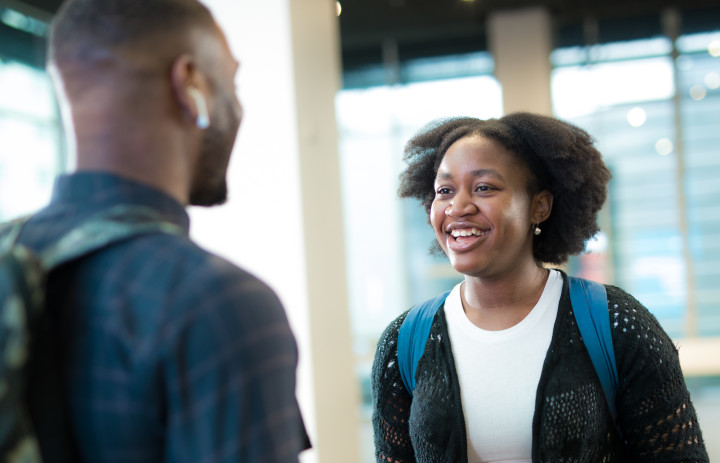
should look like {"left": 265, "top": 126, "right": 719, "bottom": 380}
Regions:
{"left": 430, "top": 135, "right": 551, "bottom": 279}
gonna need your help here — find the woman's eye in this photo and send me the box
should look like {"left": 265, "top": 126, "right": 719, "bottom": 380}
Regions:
{"left": 436, "top": 187, "right": 452, "bottom": 195}
{"left": 476, "top": 185, "right": 493, "bottom": 192}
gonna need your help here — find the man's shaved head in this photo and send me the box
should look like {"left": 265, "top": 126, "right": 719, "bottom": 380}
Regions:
{"left": 49, "top": 0, "right": 215, "bottom": 72}
{"left": 47, "top": 0, "right": 242, "bottom": 207}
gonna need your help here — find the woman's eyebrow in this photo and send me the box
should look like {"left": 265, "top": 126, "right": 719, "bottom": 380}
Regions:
{"left": 471, "top": 168, "right": 505, "bottom": 181}
{"left": 436, "top": 168, "right": 504, "bottom": 181}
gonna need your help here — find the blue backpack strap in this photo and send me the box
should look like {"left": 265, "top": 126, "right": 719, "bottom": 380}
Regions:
{"left": 397, "top": 290, "right": 451, "bottom": 396}
{"left": 568, "top": 276, "right": 619, "bottom": 423}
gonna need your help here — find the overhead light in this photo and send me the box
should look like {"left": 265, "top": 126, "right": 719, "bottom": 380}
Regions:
{"left": 689, "top": 84, "right": 706, "bottom": 101}
{"left": 709, "top": 39, "right": 720, "bottom": 58}
{"left": 705, "top": 71, "right": 720, "bottom": 89}
{"left": 336, "top": 1, "right": 342, "bottom": 16}
{"left": 655, "top": 138, "right": 673, "bottom": 156}
{"left": 627, "top": 107, "right": 646, "bottom": 127}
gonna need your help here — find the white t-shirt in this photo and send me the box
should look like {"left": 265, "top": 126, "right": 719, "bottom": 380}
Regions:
{"left": 444, "top": 269, "right": 562, "bottom": 463}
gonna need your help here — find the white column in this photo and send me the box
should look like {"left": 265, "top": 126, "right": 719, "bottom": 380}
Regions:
{"left": 488, "top": 7, "right": 553, "bottom": 115}
{"left": 189, "top": 1, "right": 360, "bottom": 462}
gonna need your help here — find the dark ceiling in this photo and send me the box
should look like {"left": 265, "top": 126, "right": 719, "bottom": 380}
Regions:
{"left": 2, "top": 0, "right": 720, "bottom": 71}
{"left": 337, "top": 0, "right": 720, "bottom": 69}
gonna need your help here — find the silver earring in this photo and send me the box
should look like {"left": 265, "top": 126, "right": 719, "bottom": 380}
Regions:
{"left": 534, "top": 224, "right": 542, "bottom": 236}
{"left": 187, "top": 87, "right": 209, "bottom": 129}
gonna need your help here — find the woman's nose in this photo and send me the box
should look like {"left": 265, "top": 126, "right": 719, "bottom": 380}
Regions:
{"left": 445, "top": 191, "right": 477, "bottom": 217}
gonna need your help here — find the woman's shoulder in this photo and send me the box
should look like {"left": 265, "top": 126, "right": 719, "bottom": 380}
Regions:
{"left": 603, "top": 283, "right": 642, "bottom": 306}
{"left": 375, "top": 309, "right": 411, "bottom": 354}
{"left": 604, "top": 284, "right": 667, "bottom": 331}
{"left": 376, "top": 290, "right": 453, "bottom": 350}
{"left": 602, "top": 283, "right": 678, "bottom": 359}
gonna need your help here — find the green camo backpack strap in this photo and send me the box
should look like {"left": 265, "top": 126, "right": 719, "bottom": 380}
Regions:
{"left": 0, "top": 219, "right": 46, "bottom": 461}
{"left": 40, "top": 204, "right": 185, "bottom": 269}
{"left": 0, "top": 205, "right": 184, "bottom": 462}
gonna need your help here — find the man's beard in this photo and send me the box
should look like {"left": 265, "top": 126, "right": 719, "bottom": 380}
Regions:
{"left": 189, "top": 100, "right": 240, "bottom": 207}
{"left": 189, "top": 123, "right": 232, "bottom": 206}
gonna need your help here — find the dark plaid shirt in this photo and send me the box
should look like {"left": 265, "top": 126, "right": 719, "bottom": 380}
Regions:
{"left": 15, "top": 172, "right": 310, "bottom": 462}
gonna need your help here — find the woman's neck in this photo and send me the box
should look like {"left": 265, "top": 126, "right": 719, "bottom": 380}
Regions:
{"left": 461, "top": 265, "right": 550, "bottom": 331}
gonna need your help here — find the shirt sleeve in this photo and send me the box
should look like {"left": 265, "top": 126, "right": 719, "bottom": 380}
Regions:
{"left": 608, "top": 286, "right": 709, "bottom": 462}
{"left": 371, "top": 311, "right": 416, "bottom": 463}
{"left": 162, "top": 270, "right": 310, "bottom": 463}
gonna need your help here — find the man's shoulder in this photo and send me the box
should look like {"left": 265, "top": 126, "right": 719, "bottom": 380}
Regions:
{"left": 114, "top": 231, "right": 274, "bottom": 298}
{"left": 90, "top": 233, "right": 291, "bottom": 351}
{"left": 156, "top": 236, "right": 265, "bottom": 286}
{"left": 16, "top": 202, "right": 284, "bottom": 314}
{"left": 155, "top": 238, "right": 285, "bottom": 318}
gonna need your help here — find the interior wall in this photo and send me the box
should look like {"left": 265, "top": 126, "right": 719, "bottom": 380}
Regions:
{"left": 189, "top": 1, "right": 360, "bottom": 462}
{"left": 488, "top": 7, "right": 553, "bottom": 115}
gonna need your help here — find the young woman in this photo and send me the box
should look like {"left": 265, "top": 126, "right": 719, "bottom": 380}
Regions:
{"left": 371, "top": 113, "right": 709, "bottom": 462}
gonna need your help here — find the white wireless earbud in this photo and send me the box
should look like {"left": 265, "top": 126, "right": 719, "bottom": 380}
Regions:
{"left": 187, "top": 87, "right": 210, "bottom": 129}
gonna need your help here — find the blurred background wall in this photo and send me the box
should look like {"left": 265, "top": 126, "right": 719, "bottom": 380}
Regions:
{"left": 0, "top": 0, "right": 718, "bottom": 461}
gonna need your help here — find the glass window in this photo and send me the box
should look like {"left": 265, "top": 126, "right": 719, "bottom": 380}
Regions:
{"left": 0, "top": 59, "right": 62, "bottom": 221}
{"left": 677, "top": 31, "right": 720, "bottom": 337}
{"left": 551, "top": 31, "right": 720, "bottom": 339}
{"left": 0, "top": 6, "right": 60, "bottom": 222}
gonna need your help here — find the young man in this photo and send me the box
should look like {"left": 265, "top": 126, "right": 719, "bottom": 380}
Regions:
{"left": 15, "top": 0, "right": 309, "bottom": 460}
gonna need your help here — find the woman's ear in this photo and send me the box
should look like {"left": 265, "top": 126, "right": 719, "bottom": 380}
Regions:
{"left": 531, "top": 190, "right": 553, "bottom": 224}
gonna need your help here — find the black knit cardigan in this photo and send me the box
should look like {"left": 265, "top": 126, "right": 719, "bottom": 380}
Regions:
{"left": 371, "top": 273, "right": 709, "bottom": 462}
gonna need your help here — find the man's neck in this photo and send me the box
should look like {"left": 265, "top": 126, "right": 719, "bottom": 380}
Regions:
{"left": 73, "top": 125, "right": 194, "bottom": 206}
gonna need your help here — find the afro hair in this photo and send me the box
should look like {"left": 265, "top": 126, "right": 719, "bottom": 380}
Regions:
{"left": 398, "top": 112, "right": 612, "bottom": 265}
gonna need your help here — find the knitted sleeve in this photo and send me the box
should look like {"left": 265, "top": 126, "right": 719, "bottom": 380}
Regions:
{"left": 608, "top": 286, "right": 709, "bottom": 462}
{"left": 371, "top": 311, "right": 416, "bottom": 463}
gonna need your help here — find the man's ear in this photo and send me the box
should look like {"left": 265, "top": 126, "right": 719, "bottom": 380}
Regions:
{"left": 170, "top": 54, "right": 209, "bottom": 129}
{"left": 531, "top": 190, "right": 553, "bottom": 224}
